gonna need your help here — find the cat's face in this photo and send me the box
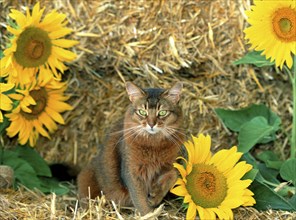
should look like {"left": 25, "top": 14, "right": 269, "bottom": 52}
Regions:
{"left": 125, "top": 82, "right": 183, "bottom": 136}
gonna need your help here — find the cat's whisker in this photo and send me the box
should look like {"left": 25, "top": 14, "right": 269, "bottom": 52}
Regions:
{"left": 108, "top": 124, "right": 138, "bottom": 136}
{"left": 129, "top": 128, "right": 146, "bottom": 145}
{"left": 111, "top": 125, "right": 142, "bottom": 149}
{"left": 167, "top": 126, "right": 186, "bottom": 137}
{"left": 166, "top": 126, "right": 186, "bottom": 135}
{"left": 161, "top": 129, "right": 178, "bottom": 147}
{"left": 162, "top": 127, "right": 185, "bottom": 150}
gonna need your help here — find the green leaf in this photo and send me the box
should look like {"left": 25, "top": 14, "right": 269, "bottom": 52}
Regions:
{"left": 256, "top": 151, "right": 283, "bottom": 170}
{"left": 0, "top": 49, "right": 3, "bottom": 59}
{"left": 257, "top": 150, "right": 279, "bottom": 162}
{"left": 242, "top": 168, "right": 258, "bottom": 181}
{"left": 280, "top": 158, "right": 296, "bottom": 186}
{"left": 250, "top": 179, "right": 296, "bottom": 211}
{"left": 257, "top": 163, "right": 280, "bottom": 185}
{"left": 290, "top": 195, "right": 296, "bottom": 208}
{"left": 39, "top": 177, "right": 69, "bottom": 195}
{"left": 241, "top": 153, "right": 266, "bottom": 183}
{"left": 7, "top": 19, "right": 18, "bottom": 29}
{"left": 238, "top": 116, "right": 277, "bottom": 153}
{"left": 242, "top": 152, "right": 258, "bottom": 169}
{"left": 0, "top": 116, "right": 10, "bottom": 136}
{"left": 265, "top": 160, "right": 283, "bottom": 170}
{"left": 1, "top": 149, "right": 69, "bottom": 194}
{"left": 2, "top": 150, "right": 42, "bottom": 189}
{"left": 15, "top": 145, "right": 51, "bottom": 177}
{"left": 233, "top": 50, "right": 275, "bottom": 67}
{"left": 215, "top": 104, "right": 281, "bottom": 132}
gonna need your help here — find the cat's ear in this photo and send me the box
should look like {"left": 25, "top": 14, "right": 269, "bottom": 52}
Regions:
{"left": 163, "top": 82, "right": 183, "bottom": 104}
{"left": 125, "top": 82, "right": 145, "bottom": 103}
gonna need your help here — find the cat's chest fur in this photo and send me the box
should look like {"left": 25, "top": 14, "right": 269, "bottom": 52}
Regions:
{"left": 123, "top": 134, "right": 179, "bottom": 183}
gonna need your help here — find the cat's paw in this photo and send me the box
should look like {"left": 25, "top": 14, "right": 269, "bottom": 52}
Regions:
{"left": 147, "top": 187, "right": 165, "bottom": 207}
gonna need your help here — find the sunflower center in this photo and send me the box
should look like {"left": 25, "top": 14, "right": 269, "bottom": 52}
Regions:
{"left": 186, "top": 164, "right": 228, "bottom": 208}
{"left": 28, "top": 40, "right": 44, "bottom": 59}
{"left": 272, "top": 7, "right": 296, "bottom": 42}
{"left": 21, "top": 88, "right": 48, "bottom": 120}
{"left": 14, "top": 27, "right": 52, "bottom": 67}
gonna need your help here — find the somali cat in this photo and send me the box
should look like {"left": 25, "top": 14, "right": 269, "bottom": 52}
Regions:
{"left": 77, "top": 81, "right": 185, "bottom": 215}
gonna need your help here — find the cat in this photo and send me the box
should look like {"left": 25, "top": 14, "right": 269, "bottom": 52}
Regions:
{"left": 77, "top": 81, "right": 185, "bottom": 215}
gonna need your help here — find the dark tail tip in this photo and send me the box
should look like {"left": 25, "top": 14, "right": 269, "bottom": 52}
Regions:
{"left": 49, "top": 163, "right": 80, "bottom": 182}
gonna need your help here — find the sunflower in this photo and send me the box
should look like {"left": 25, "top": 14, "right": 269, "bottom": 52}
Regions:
{"left": 0, "top": 2, "right": 78, "bottom": 85}
{"left": 244, "top": 0, "right": 296, "bottom": 69}
{"left": 5, "top": 73, "right": 73, "bottom": 147}
{"left": 170, "top": 134, "right": 255, "bottom": 220}
{"left": 0, "top": 83, "right": 15, "bottom": 123}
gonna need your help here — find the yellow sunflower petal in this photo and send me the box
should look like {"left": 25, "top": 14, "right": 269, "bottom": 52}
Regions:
{"left": 47, "top": 99, "right": 73, "bottom": 112}
{"left": 9, "top": 9, "right": 27, "bottom": 27}
{"left": 45, "top": 107, "right": 65, "bottom": 124}
{"left": 173, "top": 163, "right": 187, "bottom": 179}
{"left": 210, "top": 146, "right": 238, "bottom": 168}
{"left": 0, "top": 83, "right": 15, "bottom": 92}
{"left": 212, "top": 208, "right": 228, "bottom": 220}
{"left": 203, "top": 208, "right": 216, "bottom": 220}
{"left": 186, "top": 202, "right": 197, "bottom": 220}
{"left": 20, "top": 102, "right": 32, "bottom": 113}
{"left": 33, "top": 120, "right": 50, "bottom": 138}
{"left": 170, "top": 185, "right": 188, "bottom": 197}
{"left": 173, "top": 178, "right": 184, "bottom": 187}
{"left": 29, "top": 131, "right": 38, "bottom": 147}
{"left": 52, "top": 46, "right": 77, "bottom": 61}
{"left": 226, "top": 161, "right": 252, "bottom": 183}
{"left": 227, "top": 180, "right": 252, "bottom": 193}
{"left": 186, "top": 162, "right": 192, "bottom": 175}
{"left": 216, "top": 147, "right": 243, "bottom": 173}
{"left": 220, "top": 207, "right": 233, "bottom": 219}
{"left": 8, "top": 93, "right": 24, "bottom": 100}
{"left": 39, "top": 112, "right": 58, "bottom": 133}
{"left": 184, "top": 140, "right": 195, "bottom": 163}
{"left": 192, "top": 134, "right": 212, "bottom": 164}
{"left": 243, "top": 189, "right": 256, "bottom": 206}
{"left": 220, "top": 198, "right": 244, "bottom": 209}
{"left": 196, "top": 206, "right": 205, "bottom": 219}
{"left": 0, "top": 112, "right": 3, "bottom": 123}
{"left": 49, "top": 28, "right": 72, "bottom": 39}
{"left": 52, "top": 39, "right": 79, "bottom": 48}
{"left": 0, "top": 94, "right": 13, "bottom": 110}
{"left": 184, "top": 194, "right": 192, "bottom": 204}
{"left": 31, "top": 2, "right": 45, "bottom": 25}
{"left": 6, "top": 117, "right": 21, "bottom": 137}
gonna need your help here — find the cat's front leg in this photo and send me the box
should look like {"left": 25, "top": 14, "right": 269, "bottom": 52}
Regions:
{"left": 148, "top": 169, "right": 177, "bottom": 207}
{"left": 122, "top": 164, "right": 153, "bottom": 215}
{"left": 126, "top": 175, "right": 153, "bottom": 215}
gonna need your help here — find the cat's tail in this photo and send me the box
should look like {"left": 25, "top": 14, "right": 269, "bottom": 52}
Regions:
{"left": 49, "top": 163, "right": 80, "bottom": 182}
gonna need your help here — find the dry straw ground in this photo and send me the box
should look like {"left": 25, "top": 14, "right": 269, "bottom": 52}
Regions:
{"left": 0, "top": 0, "right": 295, "bottom": 219}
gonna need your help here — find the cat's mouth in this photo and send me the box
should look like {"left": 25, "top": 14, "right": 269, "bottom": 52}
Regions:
{"left": 144, "top": 125, "right": 160, "bottom": 135}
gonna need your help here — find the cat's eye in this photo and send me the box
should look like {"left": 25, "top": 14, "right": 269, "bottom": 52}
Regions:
{"left": 158, "top": 110, "right": 168, "bottom": 117}
{"left": 138, "top": 109, "right": 147, "bottom": 117}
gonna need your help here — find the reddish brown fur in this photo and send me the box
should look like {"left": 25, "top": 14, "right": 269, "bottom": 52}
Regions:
{"left": 77, "top": 82, "right": 185, "bottom": 215}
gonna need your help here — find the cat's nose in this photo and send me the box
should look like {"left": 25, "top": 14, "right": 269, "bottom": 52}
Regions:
{"left": 148, "top": 122, "right": 156, "bottom": 129}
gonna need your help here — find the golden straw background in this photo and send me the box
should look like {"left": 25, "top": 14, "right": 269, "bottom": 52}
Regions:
{"left": 0, "top": 0, "right": 295, "bottom": 219}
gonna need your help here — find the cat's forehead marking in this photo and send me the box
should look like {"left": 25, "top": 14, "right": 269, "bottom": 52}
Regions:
{"left": 143, "top": 88, "right": 165, "bottom": 108}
